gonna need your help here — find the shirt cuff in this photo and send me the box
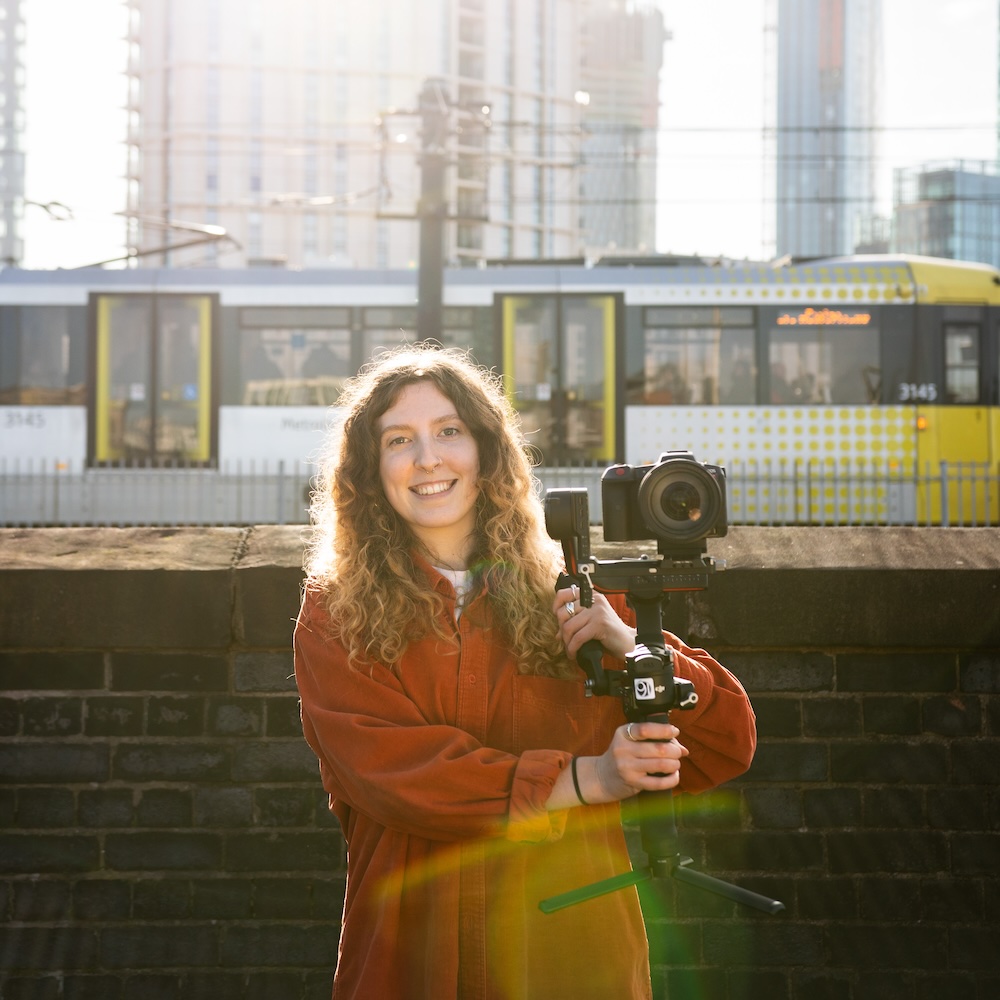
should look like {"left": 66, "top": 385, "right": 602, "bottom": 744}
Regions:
{"left": 506, "top": 750, "right": 573, "bottom": 843}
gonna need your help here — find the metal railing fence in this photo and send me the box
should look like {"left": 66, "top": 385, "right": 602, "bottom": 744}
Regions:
{"left": 1, "top": 458, "right": 997, "bottom": 528}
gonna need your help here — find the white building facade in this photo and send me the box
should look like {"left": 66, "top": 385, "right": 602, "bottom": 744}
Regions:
{"left": 125, "top": 0, "right": 664, "bottom": 270}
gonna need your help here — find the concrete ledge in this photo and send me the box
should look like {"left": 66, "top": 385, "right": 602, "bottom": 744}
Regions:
{"left": 1, "top": 526, "right": 998, "bottom": 650}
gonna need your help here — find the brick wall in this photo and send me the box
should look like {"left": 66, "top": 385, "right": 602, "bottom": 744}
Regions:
{"left": 1, "top": 526, "right": 998, "bottom": 1000}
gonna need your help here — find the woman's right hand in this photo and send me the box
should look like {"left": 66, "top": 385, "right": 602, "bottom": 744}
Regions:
{"left": 584, "top": 720, "right": 689, "bottom": 803}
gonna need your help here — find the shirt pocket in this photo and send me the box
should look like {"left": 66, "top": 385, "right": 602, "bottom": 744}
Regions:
{"left": 512, "top": 673, "right": 621, "bottom": 757}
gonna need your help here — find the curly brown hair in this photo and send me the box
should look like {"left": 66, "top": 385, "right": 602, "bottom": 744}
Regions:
{"left": 305, "top": 345, "right": 573, "bottom": 677}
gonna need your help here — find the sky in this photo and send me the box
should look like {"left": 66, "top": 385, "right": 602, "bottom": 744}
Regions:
{"left": 20, "top": 0, "right": 1000, "bottom": 269}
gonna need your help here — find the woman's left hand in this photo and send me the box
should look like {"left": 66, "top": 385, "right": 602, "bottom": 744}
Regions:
{"left": 553, "top": 585, "right": 636, "bottom": 661}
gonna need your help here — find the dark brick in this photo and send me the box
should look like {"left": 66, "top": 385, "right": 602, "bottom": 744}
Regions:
{"left": 663, "top": 969, "right": 727, "bottom": 1000}
{"left": 0, "top": 743, "right": 109, "bottom": 784}
{"left": 744, "top": 742, "right": 829, "bottom": 782}
{"left": 0, "top": 652, "right": 104, "bottom": 691}
{"left": 100, "top": 926, "right": 218, "bottom": 969}
{"left": 136, "top": 788, "right": 192, "bottom": 827}
{"left": 724, "top": 651, "right": 834, "bottom": 693}
{"left": 949, "top": 926, "right": 1000, "bottom": 970}
{"left": 0, "top": 975, "right": 62, "bottom": 1000}
{"left": 120, "top": 975, "right": 180, "bottom": 1000}
{"left": 264, "top": 695, "right": 302, "bottom": 737}
{"left": 673, "top": 787, "right": 741, "bottom": 830}
{"left": 17, "top": 787, "right": 76, "bottom": 827}
{"left": 705, "top": 831, "right": 825, "bottom": 873}
{"left": 64, "top": 975, "right": 125, "bottom": 1000}
{"left": 745, "top": 787, "right": 802, "bottom": 829}
{"left": 862, "top": 695, "right": 921, "bottom": 734}
{"left": 830, "top": 741, "right": 947, "bottom": 784}
{"left": 208, "top": 698, "right": 262, "bottom": 736}
{"left": 104, "top": 833, "right": 222, "bottom": 871}
{"left": 855, "top": 973, "right": 926, "bottom": 1000}
{"left": 703, "top": 921, "right": 824, "bottom": 967}
{"left": 256, "top": 787, "right": 315, "bottom": 827}
{"left": 728, "top": 971, "right": 790, "bottom": 1000}
{"left": 827, "top": 831, "right": 948, "bottom": 873}
{"left": 219, "top": 925, "right": 334, "bottom": 968}
{"left": 225, "top": 832, "right": 344, "bottom": 873}
{"left": 788, "top": 971, "right": 851, "bottom": 1000}
{"left": 310, "top": 877, "right": 345, "bottom": 919}
{"left": 922, "top": 695, "right": 982, "bottom": 736}
{"left": 0, "top": 788, "right": 15, "bottom": 826}
{"left": 79, "top": 788, "right": 135, "bottom": 828}
{"left": 73, "top": 880, "right": 132, "bottom": 921}
{"left": 254, "top": 878, "right": 314, "bottom": 918}
{"left": 303, "top": 971, "right": 336, "bottom": 1000}
{"left": 862, "top": 787, "right": 924, "bottom": 827}
{"left": 191, "top": 878, "right": 253, "bottom": 919}
{"left": 22, "top": 697, "right": 83, "bottom": 736}
{"left": 133, "top": 879, "right": 190, "bottom": 919}
{"left": 0, "top": 927, "right": 100, "bottom": 970}
{"left": 921, "top": 876, "right": 983, "bottom": 922}
{"left": 927, "top": 787, "right": 988, "bottom": 830}
{"left": 178, "top": 973, "right": 250, "bottom": 1000}
{"left": 952, "top": 740, "right": 998, "bottom": 784}
{"left": 748, "top": 696, "right": 801, "bottom": 738}
{"left": 912, "top": 973, "right": 982, "bottom": 1000}
{"left": 229, "top": 740, "right": 318, "bottom": 782}
{"left": 795, "top": 876, "right": 858, "bottom": 919}
{"left": 192, "top": 787, "right": 253, "bottom": 827}
{"left": 826, "top": 922, "right": 946, "bottom": 968}
{"left": 0, "top": 697, "right": 20, "bottom": 735}
{"left": 959, "top": 652, "right": 1000, "bottom": 693}
{"left": 233, "top": 651, "right": 296, "bottom": 693}
{"left": 244, "top": 972, "right": 312, "bottom": 1000}
{"left": 85, "top": 697, "right": 144, "bottom": 736}
{"left": 951, "top": 833, "right": 1000, "bottom": 875}
{"left": 110, "top": 653, "right": 228, "bottom": 693}
{"left": 0, "top": 835, "right": 98, "bottom": 873}
{"left": 857, "top": 875, "right": 921, "bottom": 920}
{"left": 802, "top": 787, "right": 861, "bottom": 828}
{"left": 112, "top": 745, "right": 228, "bottom": 782}
{"left": 146, "top": 696, "right": 206, "bottom": 736}
{"left": 12, "top": 881, "right": 72, "bottom": 921}
{"left": 235, "top": 565, "right": 302, "bottom": 648}
{"left": 802, "top": 697, "right": 861, "bottom": 736}
{"left": 837, "top": 653, "right": 956, "bottom": 693}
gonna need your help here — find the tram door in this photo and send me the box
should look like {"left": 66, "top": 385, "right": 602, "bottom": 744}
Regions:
{"left": 91, "top": 294, "right": 216, "bottom": 465}
{"left": 499, "top": 294, "right": 618, "bottom": 464}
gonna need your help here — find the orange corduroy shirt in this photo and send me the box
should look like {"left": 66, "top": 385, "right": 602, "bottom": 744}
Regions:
{"left": 294, "top": 566, "right": 756, "bottom": 1000}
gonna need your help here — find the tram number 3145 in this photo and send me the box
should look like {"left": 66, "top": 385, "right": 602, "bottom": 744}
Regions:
{"left": 896, "top": 383, "right": 938, "bottom": 403}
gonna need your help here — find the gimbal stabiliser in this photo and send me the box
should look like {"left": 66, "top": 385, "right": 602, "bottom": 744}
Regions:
{"left": 539, "top": 483, "right": 784, "bottom": 917}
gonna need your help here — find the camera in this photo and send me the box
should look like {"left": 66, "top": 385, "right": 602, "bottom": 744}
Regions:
{"left": 601, "top": 450, "right": 727, "bottom": 554}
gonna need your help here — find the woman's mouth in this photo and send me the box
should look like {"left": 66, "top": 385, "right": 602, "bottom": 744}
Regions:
{"left": 411, "top": 480, "right": 456, "bottom": 496}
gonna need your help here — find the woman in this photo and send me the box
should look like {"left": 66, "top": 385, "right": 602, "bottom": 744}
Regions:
{"left": 294, "top": 346, "right": 756, "bottom": 1000}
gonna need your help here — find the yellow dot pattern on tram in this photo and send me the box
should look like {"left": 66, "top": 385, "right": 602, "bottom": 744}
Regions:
{"left": 626, "top": 405, "right": 918, "bottom": 524}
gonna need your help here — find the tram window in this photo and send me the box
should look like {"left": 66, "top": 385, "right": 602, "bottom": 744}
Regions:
{"left": 766, "top": 321, "right": 880, "bottom": 405}
{"left": 240, "top": 328, "right": 351, "bottom": 405}
{"left": 633, "top": 325, "right": 755, "bottom": 405}
{"left": 944, "top": 324, "right": 980, "bottom": 403}
{"left": 0, "top": 306, "right": 85, "bottom": 404}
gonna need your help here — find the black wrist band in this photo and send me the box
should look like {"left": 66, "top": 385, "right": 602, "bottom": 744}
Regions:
{"left": 571, "top": 756, "right": 588, "bottom": 806}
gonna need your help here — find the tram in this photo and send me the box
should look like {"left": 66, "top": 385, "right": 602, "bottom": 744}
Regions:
{"left": 1, "top": 254, "right": 998, "bottom": 524}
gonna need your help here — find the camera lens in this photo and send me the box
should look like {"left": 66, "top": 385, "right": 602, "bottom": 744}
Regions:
{"left": 660, "top": 481, "right": 704, "bottom": 523}
{"left": 637, "top": 458, "right": 722, "bottom": 543}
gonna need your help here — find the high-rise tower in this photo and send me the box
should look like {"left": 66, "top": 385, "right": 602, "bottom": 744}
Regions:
{"left": 775, "top": 0, "right": 882, "bottom": 258}
{"left": 0, "top": 0, "right": 24, "bottom": 266}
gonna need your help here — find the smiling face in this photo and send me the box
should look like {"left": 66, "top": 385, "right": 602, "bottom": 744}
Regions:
{"left": 377, "top": 380, "right": 481, "bottom": 568}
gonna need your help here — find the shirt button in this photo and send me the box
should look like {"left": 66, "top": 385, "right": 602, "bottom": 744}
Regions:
{"left": 467, "top": 675, "right": 476, "bottom": 684}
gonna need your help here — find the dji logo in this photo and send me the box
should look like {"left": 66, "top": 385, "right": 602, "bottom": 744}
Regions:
{"left": 633, "top": 678, "right": 656, "bottom": 701}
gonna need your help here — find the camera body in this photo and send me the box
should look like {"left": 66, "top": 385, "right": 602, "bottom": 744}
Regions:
{"left": 601, "top": 450, "right": 727, "bottom": 553}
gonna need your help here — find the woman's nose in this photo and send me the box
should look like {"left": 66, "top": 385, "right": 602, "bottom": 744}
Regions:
{"left": 414, "top": 438, "right": 442, "bottom": 471}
